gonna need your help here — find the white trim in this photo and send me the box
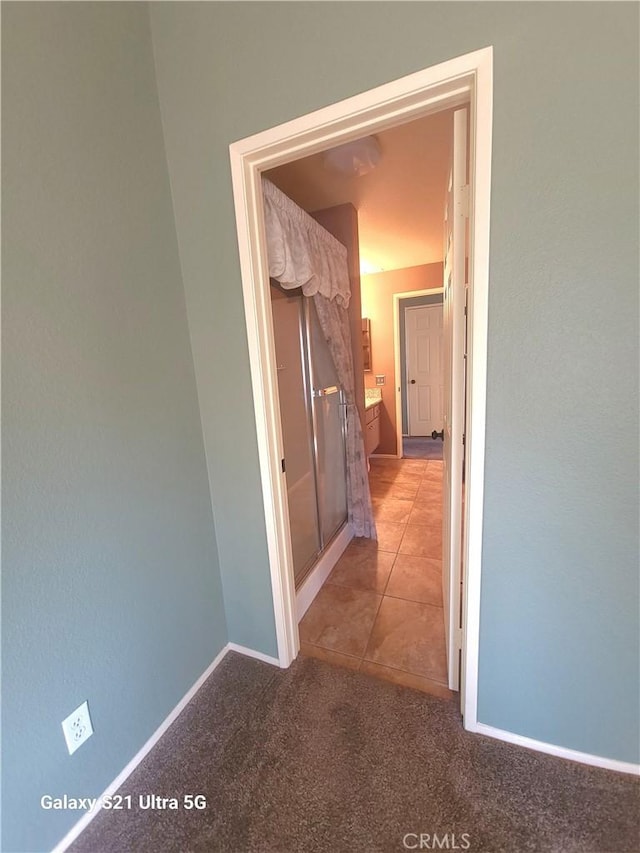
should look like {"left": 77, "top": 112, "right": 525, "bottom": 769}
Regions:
{"left": 229, "top": 48, "right": 493, "bottom": 730}
{"left": 369, "top": 453, "right": 400, "bottom": 459}
{"left": 51, "top": 642, "right": 281, "bottom": 852}
{"left": 230, "top": 143, "right": 299, "bottom": 670}
{"left": 53, "top": 645, "right": 225, "bottom": 852}
{"left": 473, "top": 723, "right": 640, "bottom": 777}
{"left": 47, "top": 640, "right": 639, "bottom": 853}
{"left": 460, "top": 49, "right": 492, "bottom": 727}
{"left": 296, "top": 523, "right": 354, "bottom": 620}
{"left": 226, "top": 642, "right": 281, "bottom": 667}
{"left": 393, "top": 287, "right": 444, "bottom": 459}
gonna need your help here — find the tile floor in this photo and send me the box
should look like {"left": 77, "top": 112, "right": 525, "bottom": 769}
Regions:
{"left": 299, "top": 456, "right": 454, "bottom": 700}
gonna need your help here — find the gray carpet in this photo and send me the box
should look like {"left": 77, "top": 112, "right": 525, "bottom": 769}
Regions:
{"left": 403, "top": 436, "right": 443, "bottom": 459}
{"left": 70, "top": 653, "right": 639, "bottom": 853}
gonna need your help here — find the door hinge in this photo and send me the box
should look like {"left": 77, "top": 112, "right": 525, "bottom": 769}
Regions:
{"left": 462, "top": 433, "right": 466, "bottom": 446}
{"left": 458, "top": 184, "right": 470, "bottom": 218}
{"left": 455, "top": 627, "right": 463, "bottom": 651}
{"left": 281, "top": 458, "right": 286, "bottom": 473}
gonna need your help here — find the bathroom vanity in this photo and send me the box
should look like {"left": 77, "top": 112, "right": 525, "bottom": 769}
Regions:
{"left": 364, "top": 390, "right": 381, "bottom": 456}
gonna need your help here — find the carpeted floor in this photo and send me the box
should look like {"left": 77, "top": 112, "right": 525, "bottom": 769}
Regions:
{"left": 70, "top": 653, "right": 639, "bottom": 853}
{"left": 403, "top": 436, "right": 443, "bottom": 459}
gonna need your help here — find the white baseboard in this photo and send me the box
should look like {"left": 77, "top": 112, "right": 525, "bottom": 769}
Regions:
{"left": 51, "top": 641, "right": 277, "bottom": 852}
{"left": 370, "top": 453, "right": 400, "bottom": 459}
{"left": 227, "top": 642, "right": 280, "bottom": 667}
{"left": 296, "top": 523, "right": 353, "bottom": 621}
{"left": 473, "top": 722, "right": 640, "bottom": 776}
{"left": 52, "top": 643, "right": 639, "bottom": 853}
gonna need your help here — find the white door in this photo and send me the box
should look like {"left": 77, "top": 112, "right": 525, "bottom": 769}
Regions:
{"left": 406, "top": 305, "right": 443, "bottom": 436}
{"left": 442, "top": 108, "right": 468, "bottom": 692}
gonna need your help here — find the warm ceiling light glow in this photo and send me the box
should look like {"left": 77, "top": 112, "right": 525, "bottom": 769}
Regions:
{"left": 360, "top": 259, "right": 384, "bottom": 275}
{"left": 323, "top": 136, "right": 382, "bottom": 177}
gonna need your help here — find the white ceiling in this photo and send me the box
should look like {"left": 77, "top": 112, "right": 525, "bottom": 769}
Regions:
{"left": 265, "top": 108, "right": 454, "bottom": 273}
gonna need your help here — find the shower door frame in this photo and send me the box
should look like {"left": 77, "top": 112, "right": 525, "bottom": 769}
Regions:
{"left": 276, "top": 290, "right": 349, "bottom": 587}
{"left": 229, "top": 47, "right": 493, "bottom": 731}
{"left": 303, "top": 297, "right": 350, "bottom": 557}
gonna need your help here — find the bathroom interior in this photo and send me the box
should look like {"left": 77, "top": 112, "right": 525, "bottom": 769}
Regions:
{"left": 264, "top": 107, "right": 458, "bottom": 699}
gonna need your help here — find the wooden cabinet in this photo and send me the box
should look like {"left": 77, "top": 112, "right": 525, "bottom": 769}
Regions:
{"left": 364, "top": 403, "right": 380, "bottom": 456}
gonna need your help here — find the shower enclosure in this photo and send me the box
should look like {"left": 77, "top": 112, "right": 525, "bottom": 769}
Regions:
{"left": 270, "top": 285, "right": 348, "bottom": 586}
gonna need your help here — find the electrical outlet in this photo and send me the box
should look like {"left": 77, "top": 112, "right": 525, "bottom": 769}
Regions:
{"left": 375, "top": 374, "right": 385, "bottom": 386}
{"left": 62, "top": 701, "right": 93, "bottom": 755}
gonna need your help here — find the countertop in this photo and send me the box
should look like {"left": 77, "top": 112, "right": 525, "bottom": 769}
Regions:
{"left": 364, "top": 389, "right": 382, "bottom": 411}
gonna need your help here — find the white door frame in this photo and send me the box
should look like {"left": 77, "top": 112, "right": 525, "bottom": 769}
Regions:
{"left": 393, "top": 288, "right": 444, "bottom": 457}
{"left": 229, "top": 47, "right": 492, "bottom": 729}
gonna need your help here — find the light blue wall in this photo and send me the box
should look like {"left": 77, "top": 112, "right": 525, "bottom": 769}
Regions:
{"left": 2, "top": 4, "right": 228, "bottom": 850}
{"left": 400, "top": 294, "right": 443, "bottom": 434}
{"left": 151, "top": 0, "right": 639, "bottom": 763}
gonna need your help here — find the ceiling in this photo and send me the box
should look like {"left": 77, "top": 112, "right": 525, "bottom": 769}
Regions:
{"left": 265, "top": 108, "right": 454, "bottom": 273}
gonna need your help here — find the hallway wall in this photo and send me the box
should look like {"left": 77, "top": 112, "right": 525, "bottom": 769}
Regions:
{"left": 361, "top": 264, "right": 443, "bottom": 454}
{"left": 150, "top": 0, "right": 639, "bottom": 766}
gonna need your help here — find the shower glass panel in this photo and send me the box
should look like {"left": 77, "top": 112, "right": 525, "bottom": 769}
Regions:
{"left": 271, "top": 291, "right": 321, "bottom": 580}
{"left": 270, "top": 286, "right": 348, "bottom": 587}
{"left": 306, "top": 299, "right": 348, "bottom": 545}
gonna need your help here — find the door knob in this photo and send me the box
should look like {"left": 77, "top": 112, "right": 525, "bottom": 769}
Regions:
{"left": 410, "top": 379, "right": 416, "bottom": 384}
{"left": 431, "top": 429, "right": 444, "bottom": 441}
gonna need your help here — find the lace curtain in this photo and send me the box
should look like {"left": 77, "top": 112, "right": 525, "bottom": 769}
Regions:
{"left": 263, "top": 179, "right": 376, "bottom": 539}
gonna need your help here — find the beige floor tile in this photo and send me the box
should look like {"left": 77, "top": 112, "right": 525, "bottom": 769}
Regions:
{"left": 299, "top": 585, "right": 381, "bottom": 657}
{"left": 408, "top": 502, "right": 442, "bottom": 527}
{"left": 374, "top": 521, "right": 406, "bottom": 553}
{"left": 422, "top": 463, "right": 443, "bottom": 483}
{"left": 360, "top": 660, "right": 454, "bottom": 700}
{"left": 295, "top": 456, "right": 453, "bottom": 697}
{"left": 299, "top": 642, "right": 361, "bottom": 672}
{"left": 364, "top": 596, "right": 448, "bottom": 683}
{"left": 370, "top": 460, "right": 422, "bottom": 480}
{"left": 372, "top": 497, "right": 414, "bottom": 524}
{"left": 369, "top": 457, "right": 402, "bottom": 467}
{"left": 395, "top": 459, "right": 428, "bottom": 473}
{"left": 368, "top": 467, "right": 400, "bottom": 486}
{"left": 385, "top": 482, "right": 420, "bottom": 501}
{"left": 385, "top": 554, "right": 443, "bottom": 606}
{"left": 417, "top": 478, "right": 443, "bottom": 496}
{"left": 412, "top": 492, "right": 442, "bottom": 512}
{"left": 370, "top": 457, "right": 424, "bottom": 472}
{"left": 423, "top": 472, "right": 444, "bottom": 488}
{"left": 369, "top": 479, "right": 395, "bottom": 499}
{"left": 327, "top": 540, "right": 395, "bottom": 593}
{"left": 399, "top": 523, "right": 442, "bottom": 559}
{"left": 390, "top": 470, "right": 424, "bottom": 487}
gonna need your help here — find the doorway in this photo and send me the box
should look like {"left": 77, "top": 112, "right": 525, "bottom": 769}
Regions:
{"left": 394, "top": 290, "right": 445, "bottom": 461}
{"left": 229, "top": 47, "right": 492, "bottom": 729}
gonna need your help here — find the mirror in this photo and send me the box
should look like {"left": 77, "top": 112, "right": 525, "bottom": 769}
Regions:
{"left": 362, "top": 318, "right": 372, "bottom": 372}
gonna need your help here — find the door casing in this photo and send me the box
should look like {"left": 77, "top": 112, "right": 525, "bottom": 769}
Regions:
{"left": 229, "top": 47, "right": 493, "bottom": 730}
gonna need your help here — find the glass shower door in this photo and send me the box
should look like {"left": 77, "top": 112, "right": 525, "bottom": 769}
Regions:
{"left": 271, "top": 290, "right": 321, "bottom": 582}
{"left": 306, "top": 299, "right": 348, "bottom": 545}
{"left": 270, "top": 287, "right": 348, "bottom": 588}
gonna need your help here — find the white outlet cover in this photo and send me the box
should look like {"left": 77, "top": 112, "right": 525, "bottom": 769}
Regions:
{"left": 62, "top": 700, "right": 94, "bottom": 755}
